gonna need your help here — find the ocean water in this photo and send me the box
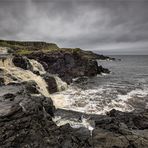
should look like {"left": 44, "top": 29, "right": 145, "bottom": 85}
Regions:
{"left": 53, "top": 55, "right": 148, "bottom": 115}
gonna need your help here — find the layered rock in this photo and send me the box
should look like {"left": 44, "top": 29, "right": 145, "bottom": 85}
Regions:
{"left": 1, "top": 40, "right": 112, "bottom": 84}
{"left": 93, "top": 109, "right": 148, "bottom": 148}
{"left": 0, "top": 82, "right": 148, "bottom": 147}
{"left": 12, "top": 55, "right": 32, "bottom": 70}
{"left": 27, "top": 50, "right": 110, "bottom": 84}
{"left": 0, "top": 83, "right": 92, "bottom": 148}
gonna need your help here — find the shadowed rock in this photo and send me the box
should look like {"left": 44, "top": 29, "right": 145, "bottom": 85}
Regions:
{"left": 0, "top": 83, "right": 92, "bottom": 148}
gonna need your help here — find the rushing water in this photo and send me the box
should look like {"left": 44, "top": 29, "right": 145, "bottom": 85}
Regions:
{"left": 53, "top": 55, "right": 148, "bottom": 114}
{"left": 0, "top": 56, "right": 67, "bottom": 108}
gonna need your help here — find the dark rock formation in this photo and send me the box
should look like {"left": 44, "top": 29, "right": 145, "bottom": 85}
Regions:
{"left": 97, "top": 65, "right": 110, "bottom": 74}
{"left": 93, "top": 109, "right": 148, "bottom": 148}
{"left": 0, "top": 83, "right": 92, "bottom": 148}
{"left": 27, "top": 50, "right": 110, "bottom": 84}
{"left": 43, "top": 73, "right": 58, "bottom": 94}
{"left": 12, "top": 55, "right": 31, "bottom": 70}
{"left": 23, "top": 81, "right": 39, "bottom": 94}
{"left": 0, "top": 82, "right": 148, "bottom": 148}
{"left": 1, "top": 39, "right": 112, "bottom": 84}
{"left": 55, "top": 108, "right": 148, "bottom": 148}
{"left": 0, "top": 77, "right": 4, "bottom": 86}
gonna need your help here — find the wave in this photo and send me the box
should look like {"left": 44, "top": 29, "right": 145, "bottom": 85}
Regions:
{"left": 51, "top": 85, "right": 148, "bottom": 115}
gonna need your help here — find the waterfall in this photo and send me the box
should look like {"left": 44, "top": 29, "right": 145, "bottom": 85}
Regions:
{"left": 28, "top": 59, "right": 68, "bottom": 91}
{"left": 0, "top": 47, "right": 8, "bottom": 54}
{"left": 0, "top": 56, "right": 68, "bottom": 109}
{"left": 0, "top": 57, "right": 50, "bottom": 97}
{"left": 28, "top": 59, "right": 46, "bottom": 75}
{"left": 53, "top": 75, "right": 68, "bottom": 92}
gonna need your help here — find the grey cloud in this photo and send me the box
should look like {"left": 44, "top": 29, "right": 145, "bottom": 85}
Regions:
{"left": 0, "top": 0, "right": 148, "bottom": 54}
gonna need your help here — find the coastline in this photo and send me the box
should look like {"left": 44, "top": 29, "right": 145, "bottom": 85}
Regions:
{"left": 0, "top": 40, "right": 148, "bottom": 148}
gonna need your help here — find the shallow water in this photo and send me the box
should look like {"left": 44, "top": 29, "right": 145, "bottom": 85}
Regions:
{"left": 53, "top": 55, "right": 148, "bottom": 114}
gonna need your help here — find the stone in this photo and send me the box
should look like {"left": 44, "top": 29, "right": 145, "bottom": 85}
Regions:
{"left": 43, "top": 73, "right": 58, "bottom": 94}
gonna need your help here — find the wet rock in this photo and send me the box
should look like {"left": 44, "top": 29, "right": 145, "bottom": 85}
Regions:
{"left": 23, "top": 81, "right": 39, "bottom": 94}
{"left": 1, "top": 83, "right": 148, "bottom": 148}
{"left": 84, "top": 60, "right": 98, "bottom": 76}
{"left": 107, "top": 109, "right": 148, "bottom": 129}
{"left": 92, "top": 128, "right": 148, "bottom": 148}
{"left": 73, "top": 76, "right": 88, "bottom": 84}
{"left": 27, "top": 50, "right": 111, "bottom": 84}
{"left": 3, "top": 93, "right": 16, "bottom": 101}
{"left": 93, "top": 109, "right": 148, "bottom": 148}
{"left": 0, "top": 77, "right": 4, "bottom": 86}
{"left": 42, "top": 96, "right": 55, "bottom": 117}
{"left": 43, "top": 73, "right": 58, "bottom": 93}
{"left": 12, "top": 55, "right": 31, "bottom": 70}
{"left": 0, "top": 84, "right": 92, "bottom": 148}
{"left": 97, "top": 65, "right": 110, "bottom": 74}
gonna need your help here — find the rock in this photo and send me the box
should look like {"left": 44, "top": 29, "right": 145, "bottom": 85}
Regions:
{"left": 0, "top": 83, "right": 92, "bottom": 148}
{"left": 107, "top": 109, "right": 148, "bottom": 130}
{"left": 27, "top": 50, "right": 111, "bottom": 84}
{"left": 73, "top": 127, "right": 90, "bottom": 141}
{"left": 42, "top": 96, "right": 55, "bottom": 117}
{"left": 93, "top": 109, "right": 148, "bottom": 147}
{"left": 23, "top": 81, "right": 39, "bottom": 94}
{"left": 0, "top": 83, "right": 148, "bottom": 148}
{"left": 43, "top": 73, "right": 58, "bottom": 94}
{"left": 97, "top": 65, "right": 110, "bottom": 74}
{"left": 12, "top": 55, "right": 31, "bottom": 70}
{"left": 92, "top": 128, "right": 148, "bottom": 148}
{"left": 3, "top": 93, "right": 16, "bottom": 101}
{"left": 73, "top": 76, "right": 88, "bottom": 84}
{"left": 84, "top": 60, "right": 98, "bottom": 76}
{"left": 0, "top": 77, "right": 4, "bottom": 86}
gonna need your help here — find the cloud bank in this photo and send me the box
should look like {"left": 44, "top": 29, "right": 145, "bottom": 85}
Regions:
{"left": 0, "top": 0, "right": 148, "bottom": 54}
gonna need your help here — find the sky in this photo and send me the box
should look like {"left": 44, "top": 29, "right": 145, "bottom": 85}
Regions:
{"left": 0, "top": 0, "right": 148, "bottom": 55}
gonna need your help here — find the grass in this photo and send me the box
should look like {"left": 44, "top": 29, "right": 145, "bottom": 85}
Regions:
{"left": 0, "top": 39, "right": 101, "bottom": 60}
{"left": 16, "top": 49, "right": 33, "bottom": 55}
{"left": 0, "top": 40, "right": 61, "bottom": 55}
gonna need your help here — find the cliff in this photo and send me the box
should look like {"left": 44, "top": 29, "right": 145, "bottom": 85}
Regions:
{"left": 0, "top": 39, "right": 112, "bottom": 83}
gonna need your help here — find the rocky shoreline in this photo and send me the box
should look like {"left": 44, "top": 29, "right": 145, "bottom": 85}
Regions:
{"left": 0, "top": 40, "right": 148, "bottom": 148}
{"left": 0, "top": 83, "right": 148, "bottom": 148}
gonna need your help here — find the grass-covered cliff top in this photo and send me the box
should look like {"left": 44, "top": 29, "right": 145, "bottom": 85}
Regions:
{"left": 0, "top": 39, "right": 112, "bottom": 60}
{"left": 0, "top": 39, "right": 59, "bottom": 54}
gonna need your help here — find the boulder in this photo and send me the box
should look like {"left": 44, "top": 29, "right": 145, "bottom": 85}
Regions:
{"left": 97, "top": 65, "right": 110, "bottom": 74}
{"left": 12, "top": 55, "right": 31, "bottom": 70}
{"left": 43, "top": 73, "right": 58, "bottom": 94}
{"left": 23, "top": 80, "right": 39, "bottom": 94}
{"left": 0, "top": 77, "right": 4, "bottom": 86}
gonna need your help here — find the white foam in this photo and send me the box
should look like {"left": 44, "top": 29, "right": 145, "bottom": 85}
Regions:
{"left": 51, "top": 84, "right": 148, "bottom": 115}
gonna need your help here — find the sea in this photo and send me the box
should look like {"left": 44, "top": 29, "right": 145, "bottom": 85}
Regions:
{"left": 54, "top": 55, "right": 148, "bottom": 115}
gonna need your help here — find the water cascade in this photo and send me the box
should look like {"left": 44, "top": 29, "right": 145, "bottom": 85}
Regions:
{"left": 0, "top": 56, "right": 68, "bottom": 108}
{"left": 29, "top": 59, "right": 46, "bottom": 75}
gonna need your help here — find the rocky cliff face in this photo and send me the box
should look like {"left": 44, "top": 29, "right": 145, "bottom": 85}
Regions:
{"left": 27, "top": 50, "right": 110, "bottom": 84}
{"left": 0, "top": 40, "right": 111, "bottom": 83}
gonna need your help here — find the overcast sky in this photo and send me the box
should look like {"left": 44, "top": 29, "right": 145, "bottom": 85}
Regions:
{"left": 0, "top": 0, "right": 148, "bottom": 55}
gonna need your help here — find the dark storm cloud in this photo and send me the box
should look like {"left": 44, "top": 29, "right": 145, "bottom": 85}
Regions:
{"left": 0, "top": 0, "right": 148, "bottom": 54}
